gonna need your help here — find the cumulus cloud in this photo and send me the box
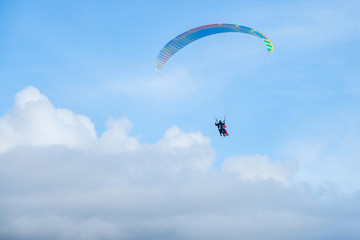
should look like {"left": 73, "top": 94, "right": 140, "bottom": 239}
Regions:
{"left": 0, "top": 86, "right": 360, "bottom": 240}
{"left": 99, "top": 117, "right": 141, "bottom": 153}
{"left": 222, "top": 154, "right": 298, "bottom": 186}
{"left": 0, "top": 86, "right": 97, "bottom": 152}
{"left": 152, "top": 126, "right": 214, "bottom": 171}
{"left": 285, "top": 135, "right": 360, "bottom": 193}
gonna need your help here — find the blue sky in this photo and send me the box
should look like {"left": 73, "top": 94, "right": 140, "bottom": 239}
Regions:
{"left": 1, "top": 0, "right": 360, "bottom": 239}
{"left": 1, "top": 0, "right": 359, "bottom": 163}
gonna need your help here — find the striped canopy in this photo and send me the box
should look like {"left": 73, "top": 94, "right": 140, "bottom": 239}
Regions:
{"left": 155, "top": 24, "right": 273, "bottom": 72}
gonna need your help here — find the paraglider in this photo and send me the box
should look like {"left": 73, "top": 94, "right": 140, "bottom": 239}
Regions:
{"left": 155, "top": 24, "right": 273, "bottom": 137}
{"left": 215, "top": 119, "right": 229, "bottom": 137}
{"left": 155, "top": 23, "right": 273, "bottom": 72}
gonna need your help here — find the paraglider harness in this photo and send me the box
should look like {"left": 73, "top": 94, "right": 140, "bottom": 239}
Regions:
{"left": 215, "top": 119, "right": 229, "bottom": 137}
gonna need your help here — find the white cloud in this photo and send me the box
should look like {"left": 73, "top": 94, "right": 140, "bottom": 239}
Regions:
{"left": 1, "top": 144, "right": 359, "bottom": 240}
{"left": 222, "top": 154, "right": 298, "bottom": 186}
{"left": 0, "top": 86, "right": 360, "bottom": 240}
{"left": 0, "top": 86, "right": 97, "bottom": 152}
{"left": 152, "top": 126, "right": 214, "bottom": 171}
{"left": 98, "top": 117, "right": 140, "bottom": 153}
{"left": 4, "top": 215, "right": 119, "bottom": 240}
{"left": 285, "top": 133, "right": 360, "bottom": 193}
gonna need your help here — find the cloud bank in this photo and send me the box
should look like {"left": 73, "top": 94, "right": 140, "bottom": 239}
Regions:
{"left": 0, "top": 87, "right": 359, "bottom": 240}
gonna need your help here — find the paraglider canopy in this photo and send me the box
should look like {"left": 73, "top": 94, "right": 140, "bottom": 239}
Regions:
{"left": 155, "top": 23, "right": 273, "bottom": 72}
